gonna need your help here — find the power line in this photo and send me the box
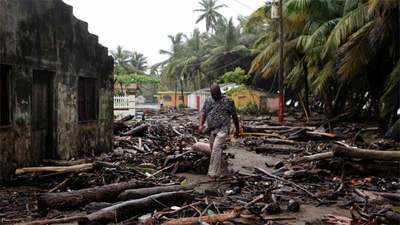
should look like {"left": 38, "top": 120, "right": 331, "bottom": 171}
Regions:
{"left": 229, "top": 0, "right": 257, "bottom": 11}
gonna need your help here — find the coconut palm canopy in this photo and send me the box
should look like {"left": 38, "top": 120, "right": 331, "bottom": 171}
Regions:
{"left": 194, "top": 0, "right": 227, "bottom": 33}
{"left": 153, "top": 0, "right": 400, "bottom": 127}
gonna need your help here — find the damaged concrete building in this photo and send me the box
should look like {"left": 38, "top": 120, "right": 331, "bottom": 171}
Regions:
{"left": 0, "top": 0, "right": 114, "bottom": 180}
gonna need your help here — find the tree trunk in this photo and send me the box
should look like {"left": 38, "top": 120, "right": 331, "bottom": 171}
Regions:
{"left": 323, "top": 92, "right": 334, "bottom": 118}
{"left": 302, "top": 60, "right": 310, "bottom": 117}
{"left": 38, "top": 180, "right": 146, "bottom": 210}
{"left": 119, "top": 81, "right": 125, "bottom": 96}
{"left": 180, "top": 78, "right": 185, "bottom": 107}
{"left": 174, "top": 82, "right": 178, "bottom": 108}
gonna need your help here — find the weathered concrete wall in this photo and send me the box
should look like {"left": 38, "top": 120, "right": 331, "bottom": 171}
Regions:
{"left": 0, "top": 0, "right": 114, "bottom": 181}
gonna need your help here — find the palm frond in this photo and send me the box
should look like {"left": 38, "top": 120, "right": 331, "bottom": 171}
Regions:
{"left": 324, "top": 3, "right": 374, "bottom": 57}
{"left": 337, "top": 21, "right": 375, "bottom": 78}
{"left": 312, "top": 60, "right": 336, "bottom": 94}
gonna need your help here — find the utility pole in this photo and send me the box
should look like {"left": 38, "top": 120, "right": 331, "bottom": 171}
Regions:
{"left": 271, "top": 0, "right": 285, "bottom": 123}
{"left": 278, "top": 0, "right": 284, "bottom": 123}
{"left": 266, "top": 0, "right": 285, "bottom": 123}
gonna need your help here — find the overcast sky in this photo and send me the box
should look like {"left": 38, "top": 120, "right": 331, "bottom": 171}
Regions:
{"left": 62, "top": 0, "right": 264, "bottom": 66}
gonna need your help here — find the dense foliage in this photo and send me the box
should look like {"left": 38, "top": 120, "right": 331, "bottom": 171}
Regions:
{"left": 156, "top": 0, "right": 400, "bottom": 126}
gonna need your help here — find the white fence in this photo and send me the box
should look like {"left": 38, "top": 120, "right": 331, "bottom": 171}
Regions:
{"left": 114, "top": 96, "right": 136, "bottom": 118}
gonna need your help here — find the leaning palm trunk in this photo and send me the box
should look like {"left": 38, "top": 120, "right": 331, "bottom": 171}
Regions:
{"left": 180, "top": 78, "right": 185, "bottom": 107}
{"left": 119, "top": 82, "right": 125, "bottom": 96}
{"left": 303, "top": 60, "right": 311, "bottom": 118}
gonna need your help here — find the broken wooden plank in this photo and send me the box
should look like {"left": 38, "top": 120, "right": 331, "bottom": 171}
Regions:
{"left": 15, "top": 163, "right": 93, "bottom": 175}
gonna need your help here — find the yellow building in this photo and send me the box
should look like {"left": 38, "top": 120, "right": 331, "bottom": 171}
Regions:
{"left": 229, "top": 88, "right": 279, "bottom": 112}
{"left": 157, "top": 91, "right": 190, "bottom": 108}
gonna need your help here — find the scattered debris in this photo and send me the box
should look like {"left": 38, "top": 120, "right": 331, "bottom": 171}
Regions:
{"left": 2, "top": 111, "right": 399, "bottom": 225}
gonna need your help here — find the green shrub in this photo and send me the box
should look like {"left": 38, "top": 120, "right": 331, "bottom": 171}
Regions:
{"left": 178, "top": 103, "right": 187, "bottom": 109}
{"left": 218, "top": 67, "right": 250, "bottom": 85}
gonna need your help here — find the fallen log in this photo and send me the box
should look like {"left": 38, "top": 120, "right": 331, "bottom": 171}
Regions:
{"left": 123, "top": 124, "right": 148, "bottom": 136}
{"left": 87, "top": 191, "right": 192, "bottom": 223}
{"left": 16, "top": 215, "right": 87, "bottom": 225}
{"left": 161, "top": 210, "right": 239, "bottom": 225}
{"left": 38, "top": 180, "right": 146, "bottom": 210}
{"left": 118, "top": 185, "right": 192, "bottom": 200}
{"left": 15, "top": 163, "right": 93, "bottom": 175}
{"left": 191, "top": 142, "right": 211, "bottom": 155}
{"left": 290, "top": 152, "right": 333, "bottom": 164}
{"left": 333, "top": 145, "right": 400, "bottom": 161}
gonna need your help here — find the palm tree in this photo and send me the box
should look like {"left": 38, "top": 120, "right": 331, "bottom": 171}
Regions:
{"left": 323, "top": 0, "right": 400, "bottom": 121}
{"left": 129, "top": 51, "right": 148, "bottom": 72}
{"left": 111, "top": 46, "right": 151, "bottom": 95}
{"left": 158, "top": 33, "right": 187, "bottom": 106}
{"left": 111, "top": 46, "right": 131, "bottom": 95}
{"left": 194, "top": 0, "right": 226, "bottom": 33}
{"left": 248, "top": 0, "right": 343, "bottom": 118}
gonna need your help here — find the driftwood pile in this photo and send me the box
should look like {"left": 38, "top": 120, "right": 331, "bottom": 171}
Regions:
{"left": 3, "top": 112, "right": 400, "bottom": 225}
